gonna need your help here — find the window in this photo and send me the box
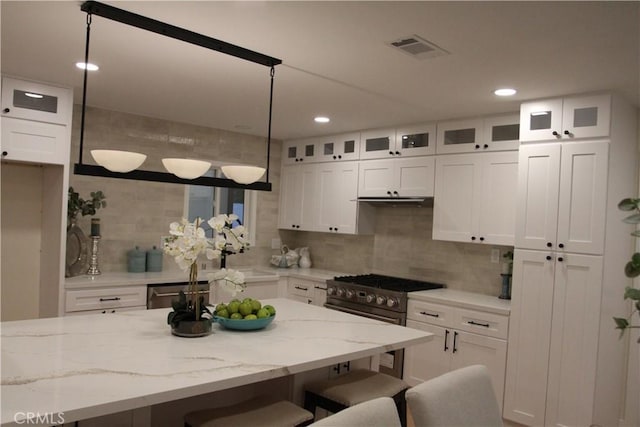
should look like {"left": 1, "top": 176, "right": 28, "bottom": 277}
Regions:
{"left": 184, "top": 168, "right": 257, "bottom": 245}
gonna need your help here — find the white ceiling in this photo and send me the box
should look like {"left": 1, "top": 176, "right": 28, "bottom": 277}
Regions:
{"left": 2, "top": 1, "right": 639, "bottom": 141}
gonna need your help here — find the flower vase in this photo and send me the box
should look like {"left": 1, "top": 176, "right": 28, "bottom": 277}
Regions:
{"left": 171, "top": 319, "right": 212, "bottom": 338}
{"left": 169, "top": 263, "right": 212, "bottom": 338}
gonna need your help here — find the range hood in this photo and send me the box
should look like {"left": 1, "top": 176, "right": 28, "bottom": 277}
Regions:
{"left": 357, "top": 197, "right": 433, "bottom": 207}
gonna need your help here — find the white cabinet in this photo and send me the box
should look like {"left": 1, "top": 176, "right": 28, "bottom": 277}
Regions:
{"left": 317, "top": 132, "right": 360, "bottom": 162}
{"left": 515, "top": 141, "right": 608, "bottom": 254}
{"left": 65, "top": 286, "right": 147, "bottom": 314}
{"left": 433, "top": 151, "right": 518, "bottom": 245}
{"left": 316, "top": 161, "right": 359, "bottom": 234}
{"left": 436, "top": 114, "right": 519, "bottom": 154}
{"left": 278, "top": 164, "right": 318, "bottom": 231}
{"left": 359, "top": 124, "right": 436, "bottom": 160}
{"left": 287, "top": 277, "right": 327, "bottom": 306}
{"left": 282, "top": 138, "right": 318, "bottom": 165}
{"left": 358, "top": 156, "right": 435, "bottom": 198}
{"left": 1, "top": 77, "right": 72, "bottom": 165}
{"left": 520, "top": 93, "right": 611, "bottom": 142}
{"left": 503, "top": 249, "right": 603, "bottom": 426}
{"left": 404, "top": 299, "right": 508, "bottom": 409}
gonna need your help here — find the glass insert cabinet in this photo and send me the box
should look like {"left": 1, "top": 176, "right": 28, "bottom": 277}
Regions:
{"left": 359, "top": 123, "right": 436, "bottom": 160}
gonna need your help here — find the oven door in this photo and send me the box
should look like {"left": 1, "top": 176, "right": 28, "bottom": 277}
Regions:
{"left": 324, "top": 302, "right": 405, "bottom": 379}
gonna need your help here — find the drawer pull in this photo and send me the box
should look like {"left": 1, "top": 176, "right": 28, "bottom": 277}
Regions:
{"left": 419, "top": 311, "right": 439, "bottom": 318}
{"left": 444, "top": 329, "right": 449, "bottom": 352}
{"left": 152, "top": 290, "right": 209, "bottom": 298}
{"left": 294, "top": 286, "right": 309, "bottom": 291}
{"left": 468, "top": 320, "right": 490, "bottom": 328}
{"left": 99, "top": 297, "right": 121, "bottom": 302}
{"left": 453, "top": 331, "right": 459, "bottom": 353}
{"left": 314, "top": 286, "right": 327, "bottom": 290}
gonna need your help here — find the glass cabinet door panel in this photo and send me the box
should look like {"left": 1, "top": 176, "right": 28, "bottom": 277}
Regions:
{"left": 444, "top": 128, "right": 476, "bottom": 145}
{"left": 529, "top": 112, "right": 552, "bottom": 131}
{"left": 323, "top": 142, "right": 334, "bottom": 155}
{"left": 401, "top": 133, "right": 429, "bottom": 149}
{"left": 359, "top": 129, "right": 395, "bottom": 159}
{"left": 13, "top": 90, "right": 58, "bottom": 114}
{"left": 396, "top": 123, "right": 436, "bottom": 156}
{"left": 562, "top": 94, "right": 610, "bottom": 139}
{"left": 343, "top": 139, "right": 355, "bottom": 154}
{"left": 519, "top": 99, "right": 563, "bottom": 142}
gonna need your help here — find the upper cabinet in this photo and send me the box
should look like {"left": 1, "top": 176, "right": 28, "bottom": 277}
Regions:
{"left": 519, "top": 94, "right": 611, "bottom": 142}
{"left": 436, "top": 114, "right": 519, "bottom": 154}
{"left": 277, "top": 164, "right": 318, "bottom": 231}
{"left": 1, "top": 77, "right": 72, "bottom": 165}
{"left": 317, "top": 132, "right": 360, "bottom": 162}
{"left": 359, "top": 124, "right": 436, "bottom": 160}
{"left": 282, "top": 138, "right": 318, "bottom": 165}
{"left": 358, "top": 156, "right": 435, "bottom": 198}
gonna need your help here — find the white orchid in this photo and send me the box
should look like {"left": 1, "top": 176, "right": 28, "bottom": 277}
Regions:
{"left": 207, "top": 268, "right": 246, "bottom": 297}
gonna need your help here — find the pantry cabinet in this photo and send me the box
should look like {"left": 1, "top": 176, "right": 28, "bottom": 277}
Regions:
{"left": 433, "top": 151, "right": 518, "bottom": 245}
{"left": 404, "top": 297, "right": 509, "bottom": 409}
{"left": 278, "top": 164, "right": 318, "bottom": 231}
{"left": 515, "top": 141, "right": 608, "bottom": 254}
{"left": 436, "top": 114, "right": 519, "bottom": 154}
{"left": 316, "top": 132, "right": 360, "bottom": 162}
{"left": 504, "top": 249, "right": 603, "bottom": 426}
{"left": 316, "top": 161, "right": 359, "bottom": 234}
{"left": 519, "top": 93, "right": 611, "bottom": 142}
{"left": 358, "top": 156, "right": 435, "bottom": 198}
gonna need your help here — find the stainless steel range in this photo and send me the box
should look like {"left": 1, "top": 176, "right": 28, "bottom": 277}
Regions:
{"left": 325, "top": 274, "right": 445, "bottom": 378}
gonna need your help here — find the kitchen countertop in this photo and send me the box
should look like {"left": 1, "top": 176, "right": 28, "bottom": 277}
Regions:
{"left": 1, "top": 298, "right": 431, "bottom": 426}
{"left": 409, "top": 288, "right": 511, "bottom": 316}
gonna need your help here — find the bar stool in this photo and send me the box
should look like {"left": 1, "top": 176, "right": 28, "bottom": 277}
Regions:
{"left": 303, "top": 370, "right": 409, "bottom": 427}
{"left": 184, "top": 395, "right": 314, "bottom": 427}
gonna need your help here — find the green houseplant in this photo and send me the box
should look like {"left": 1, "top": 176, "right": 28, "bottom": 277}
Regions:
{"left": 67, "top": 187, "right": 106, "bottom": 222}
{"left": 613, "top": 198, "right": 640, "bottom": 342}
{"left": 162, "top": 214, "right": 248, "bottom": 337}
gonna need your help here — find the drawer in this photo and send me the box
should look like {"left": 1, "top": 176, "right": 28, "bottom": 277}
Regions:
{"left": 288, "top": 280, "right": 314, "bottom": 297}
{"left": 65, "top": 306, "right": 146, "bottom": 316}
{"left": 66, "top": 286, "right": 147, "bottom": 313}
{"left": 453, "top": 307, "right": 509, "bottom": 340}
{"left": 407, "top": 299, "right": 454, "bottom": 327}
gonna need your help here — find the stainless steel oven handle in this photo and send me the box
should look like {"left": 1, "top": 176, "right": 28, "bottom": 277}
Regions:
{"left": 324, "top": 303, "right": 401, "bottom": 325}
{"left": 152, "top": 289, "right": 210, "bottom": 298}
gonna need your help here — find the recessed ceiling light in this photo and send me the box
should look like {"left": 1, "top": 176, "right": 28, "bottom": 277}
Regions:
{"left": 494, "top": 88, "right": 517, "bottom": 97}
{"left": 314, "top": 116, "right": 330, "bottom": 123}
{"left": 76, "top": 62, "right": 99, "bottom": 71}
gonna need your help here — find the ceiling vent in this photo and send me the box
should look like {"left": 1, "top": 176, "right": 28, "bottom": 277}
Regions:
{"left": 387, "top": 35, "right": 449, "bottom": 60}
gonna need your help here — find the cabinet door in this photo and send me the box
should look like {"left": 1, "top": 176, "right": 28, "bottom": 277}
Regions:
{"left": 435, "top": 118, "right": 484, "bottom": 154}
{"left": 477, "top": 151, "right": 518, "bottom": 245}
{"left": 358, "top": 159, "right": 395, "bottom": 197}
{"left": 404, "top": 320, "right": 450, "bottom": 386}
{"left": 312, "top": 283, "right": 327, "bottom": 307}
{"left": 561, "top": 94, "right": 610, "bottom": 140}
{"left": 278, "top": 165, "right": 317, "bottom": 230}
{"left": 1, "top": 117, "right": 67, "bottom": 165}
{"left": 515, "top": 144, "right": 561, "bottom": 250}
{"left": 282, "top": 139, "right": 317, "bottom": 165}
{"left": 1, "top": 77, "right": 72, "bottom": 126}
{"left": 520, "top": 98, "right": 564, "bottom": 142}
{"left": 433, "top": 154, "right": 481, "bottom": 242}
{"left": 316, "top": 163, "right": 339, "bottom": 232}
{"left": 556, "top": 142, "right": 608, "bottom": 255}
{"left": 545, "top": 254, "right": 602, "bottom": 427}
{"left": 395, "top": 156, "right": 435, "bottom": 197}
{"left": 504, "top": 249, "right": 555, "bottom": 426}
{"left": 449, "top": 330, "right": 507, "bottom": 410}
{"left": 359, "top": 128, "right": 396, "bottom": 160}
{"left": 318, "top": 132, "right": 360, "bottom": 162}
{"left": 483, "top": 113, "right": 520, "bottom": 151}
{"left": 395, "top": 123, "right": 436, "bottom": 157}
{"left": 317, "top": 162, "right": 358, "bottom": 234}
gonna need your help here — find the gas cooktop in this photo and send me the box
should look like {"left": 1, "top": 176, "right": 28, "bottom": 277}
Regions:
{"left": 332, "top": 274, "right": 445, "bottom": 292}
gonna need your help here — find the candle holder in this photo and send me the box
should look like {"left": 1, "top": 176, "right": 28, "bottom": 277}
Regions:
{"left": 87, "top": 235, "right": 101, "bottom": 276}
{"left": 499, "top": 273, "right": 512, "bottom": 300}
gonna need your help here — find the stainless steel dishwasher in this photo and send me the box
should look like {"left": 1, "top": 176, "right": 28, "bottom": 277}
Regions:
{"left": 146, "top": 281, "right": 210, "bottom": 309}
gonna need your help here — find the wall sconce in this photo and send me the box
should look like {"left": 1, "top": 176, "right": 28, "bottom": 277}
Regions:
{"left": 74, "top": 1, "right": 281, "bottom": 191}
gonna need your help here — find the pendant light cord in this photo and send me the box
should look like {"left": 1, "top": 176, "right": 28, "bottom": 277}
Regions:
{"left": 266, "top": 66, "right": 275, "bottom": 183}
{"left": 78, "top": 12, "right": 92, "bottom": 165}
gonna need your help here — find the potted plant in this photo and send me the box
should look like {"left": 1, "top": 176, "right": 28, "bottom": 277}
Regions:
{"left": 67, "top": 187, "right": 106, "bottom": 223}
{"left": 66, "top": 187, "right": 107, "bottom": 277}
{"left": 613, "top": 198, "right": 640, "bottom": 342}
{"left": 163, "top": 214, "right": 249, "bottom": 337}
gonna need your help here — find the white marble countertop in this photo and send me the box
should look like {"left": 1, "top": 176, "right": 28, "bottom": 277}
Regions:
{"left": 409, "top": 289, "right": 511, "bottom": 316}
{"left": 1, "top": 298, "right": 431, "bottom": 426}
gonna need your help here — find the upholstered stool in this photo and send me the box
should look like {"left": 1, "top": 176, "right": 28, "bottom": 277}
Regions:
{"left": 184, "top": 395, "right": 314, "bottom": 427}
{"left": 303, "top": 370, "right": 409, "bottom": 427}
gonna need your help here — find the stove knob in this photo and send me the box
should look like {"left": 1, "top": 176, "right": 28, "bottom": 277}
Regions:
{"left": 346, "top": 289, "right": 355, "bottom": 299}
{"left": 327, "top": 287, "right": 336, "bottom": 296}
{"left": 366, "top": 294, "right": 376, "bottom": 304}
{"left": 336, "top": 288, "right": 346, "bottom": 297}
{"left": 376, "top": 295, "right": 387, "bottom": 305}
{"left": 386, "top": 297, "right": 399, "bottom": 308}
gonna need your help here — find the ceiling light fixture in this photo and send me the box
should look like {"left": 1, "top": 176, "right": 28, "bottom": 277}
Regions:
{"left": 314, "top": 116, "right": 330, "bottom": 123}
{"left": 91, "top": 149, "right": 147, "bottom": 173}
{"left": 494, "top": 88, "right": 517, "bottom": 97}
{"left": 76, "top": 62, "right": 99, "bottom": 71}
{"left": 73, "top": 1, "right": 281, "bottom": 190}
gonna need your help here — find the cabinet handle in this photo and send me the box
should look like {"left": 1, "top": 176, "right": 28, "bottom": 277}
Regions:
{"left": 2, "top": 151, "right": 7, "bottom": 157}
{"left": 419, "top": 311, "right": 439, "bottom": 318}
{"left": 295, "top": 158, "right": 299, "bottom": 162}
{"left": 558, "top": 256, "right": 564, "bottom": 262}
{"left": 99, "top": 297, "right": 121, "bottom": 301}
{"left": 3, "top": 108, "right": 9, "bottom": 113}
{"left": 546, "top": 255, "right": 552, "bottom": 261}
{"left": 392, "top": 191, "right": 399, "bottom": 196}
{"left": 329, "top": 227, "right": 333, "bottom": 231}
{"left": 563, "top": 130, "right": 573, "bottom": 137}
{"left": 295, "top": 286, "right": 309, "bottom": 291}
{"left": 453, "top": 331, "right": 459, "bottom": 353}
{"left": 552, "top": 131, "right": 560, "bottom": 137}
{"left": 338, "top": 155, "right": 342, "bottom": 159}
{"left": 296, "top": 225, "right": 300, "bottom": 229}
{"left": 314, "top": 286, "right": 327, "bottom": 290}
{"left": 335, "top": 227, "right": 338, "bottom": 232}
{"left": 387, "top": 191, "right": 392, "bottom": 196}
{"left": 333, "top": 155, "right": 337, "bottom": 159}
{"left": 483, "top": 144, "right": 489, "bottom": 149}
{"left": 475, "top": 144, "right": 480, "bottom": 149}
{"left": 546, "top": 242, "right": 553, "bottom": 248}
{"left": 471, "top": 236, "right": 476, "bottom": 241}
{"left": 307, "top": 299, "right": 312, "bottom": 304}
{"left": 389, "top": 151, "right": 394, "bottom": 156}
{"left": 468, "top": 320, "right": 490, "bottom": 328}
{"left": 444, "top": 329, "right": 449, "bottom": 352}
{"left": 479, "top": 237, "right": 485, "bottom": 242}
{"left": 558, "top": 243, "right": 564, "bottom": 249}
{"left": 395, "top": 151, "right": 400, "bottom": 155}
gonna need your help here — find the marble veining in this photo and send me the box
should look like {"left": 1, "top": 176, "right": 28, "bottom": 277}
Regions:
{"left": 1, "top": 298, "right": 431, "bottom": 426}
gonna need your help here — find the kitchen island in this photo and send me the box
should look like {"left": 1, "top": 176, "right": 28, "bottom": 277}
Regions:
{"left": 1, "top": 298, "right": 432, "bottom": 426}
